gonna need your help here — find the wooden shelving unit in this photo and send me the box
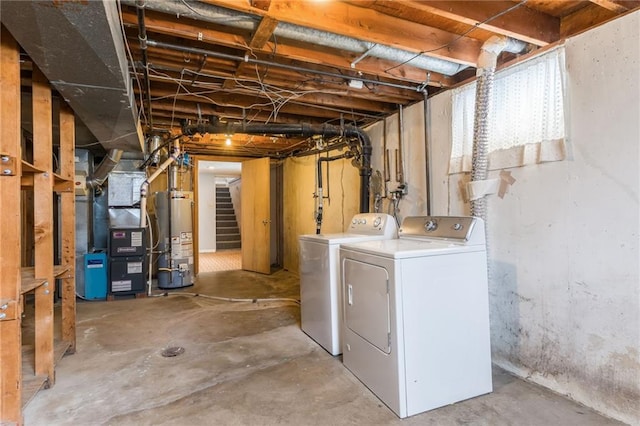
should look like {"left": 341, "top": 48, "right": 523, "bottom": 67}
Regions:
{"left": 1, "top": 27, "right": 76, "bottom": 424}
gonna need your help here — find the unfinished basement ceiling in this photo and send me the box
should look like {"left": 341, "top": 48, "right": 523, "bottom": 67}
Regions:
{"left": 3, "top": 1, "right": 638, "bottom": 157}
{"left": 117, "top": 0, "right": 638, "bottom": 157}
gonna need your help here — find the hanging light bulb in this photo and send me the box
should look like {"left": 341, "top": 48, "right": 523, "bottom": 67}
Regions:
{"left": 225, "top": 136, "right": 232, "bottom": 146}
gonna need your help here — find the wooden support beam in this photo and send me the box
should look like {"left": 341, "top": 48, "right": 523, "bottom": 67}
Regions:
{"left": 0, "top": 24, "right": 23, "bottom": 425}
{"left": 361, "top": 0, "right": 560, "bottom": 46}
{"left": 204, "top": 0, "right": 481, "bottom": 65}
{"left": 59, "top": 104, "right": 76, "bottom": 353}
{"left": 589, "top": 0, "right": 629, "bottom": 13}
{"left": 250, "top": 15, "right": 279, "bottom": 49}
{"left": 141, "top": 83, "right": 395, "bottom": 117}
{"left": 223, "top": 16, "right": 280, "bottom": 89}
{"left": 122, "top": 11, "right": 453, "bottom": 87}
{"left": 560, "top": 2, "right": 617, "bottom": 37}
{"left": 250, "top": 0, "right": 271, "bottom": 12}
{"left": 31, "top": 66, "right": 55, "bottom": 386}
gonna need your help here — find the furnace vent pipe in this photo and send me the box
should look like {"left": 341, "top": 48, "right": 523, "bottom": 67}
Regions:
{"left": 87, "top": 149, "right": 123, "bottom": 189}
{"left": 470, "top": 36, "right": 523, "bottom": 219}
{"left": 139, "top": 140, "right": 180, "bottom": 229}
{"left": 183, "top": 121, "right": 372, "bottom": 213}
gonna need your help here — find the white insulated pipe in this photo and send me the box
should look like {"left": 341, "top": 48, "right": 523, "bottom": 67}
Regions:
{"left": 139, "top": 139, "right": 180, "bottom": 229}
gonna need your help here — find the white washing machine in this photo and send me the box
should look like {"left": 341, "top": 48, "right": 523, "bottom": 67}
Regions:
{"left": 299, "top": 213, "right": 398, "bottom": 356}
{"left": 339, "top": 216, "right": 492, "bottom": 418}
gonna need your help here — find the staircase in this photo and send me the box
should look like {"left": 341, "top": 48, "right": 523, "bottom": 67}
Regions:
{"left": 216, "top": 186, "right": 241, "bottom": 250}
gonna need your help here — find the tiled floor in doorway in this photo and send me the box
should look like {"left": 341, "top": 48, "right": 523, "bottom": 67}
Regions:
{"left": 199, "top": 250, "right": 241, "bottom": 272}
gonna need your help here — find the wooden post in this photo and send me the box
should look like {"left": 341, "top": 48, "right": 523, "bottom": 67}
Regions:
{"left": 59, "top": 104, "right": 76, "bottom": 353}
{"left": 0, "top": 25, "right": 24, "bottom": 425}
{"left": 31, "top": 66, "right": 55, "bottom": 386}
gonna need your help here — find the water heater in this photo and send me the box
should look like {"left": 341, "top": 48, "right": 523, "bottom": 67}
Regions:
{"left": 155, "top": 191, "right": 195, "bottom": 289}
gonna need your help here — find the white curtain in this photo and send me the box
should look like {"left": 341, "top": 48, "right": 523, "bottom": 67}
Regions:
{"left": 450, "top": 46, "right": 567, "bottom": 174}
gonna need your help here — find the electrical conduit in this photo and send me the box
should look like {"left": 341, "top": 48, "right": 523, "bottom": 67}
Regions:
{"left": 316, "top": 152, "right": 352, "bottom": 234}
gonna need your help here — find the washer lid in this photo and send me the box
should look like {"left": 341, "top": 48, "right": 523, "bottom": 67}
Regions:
{"left": 299, "top": 233, "right": 394, "bottom": 245}
{"left": 340, "top": 239, "right": 485, "bottom": 259}
{"left": 299, "top": 213, "right": 398, "bottom": 244}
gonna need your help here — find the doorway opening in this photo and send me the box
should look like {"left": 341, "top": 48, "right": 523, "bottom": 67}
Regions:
{"left": 195, "top": 158, "right": 284, "bottom": 275}
{"left": 197, "top": 160, "right": 242, "bottom": 273}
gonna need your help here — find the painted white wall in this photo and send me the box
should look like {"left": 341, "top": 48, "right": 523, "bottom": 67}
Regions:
{"left": 369, "top": 11, "right": 640, "bottom": 424}
{"left": 197, "top": 172, "right": 217, "bottom": 252}
{"left": 366, "top": 102, "right": 428, "bottom": 222}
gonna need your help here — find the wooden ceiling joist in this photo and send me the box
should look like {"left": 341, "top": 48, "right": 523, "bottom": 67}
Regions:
{"left": 369, "top": 0, "right": 560, "bottom": 46}
{"left": 204, "top": 0, "right": 483, "bottom": 65}
{"left": 117, "top": 1, "right": 637, "bottom": 154}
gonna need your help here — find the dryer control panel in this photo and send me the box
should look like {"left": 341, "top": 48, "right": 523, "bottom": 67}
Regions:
{"left": 399, "top": 216, "right": 483, "bottom": 243}
{"left": 347, "top": 213, "right": 398, "bottom": 237}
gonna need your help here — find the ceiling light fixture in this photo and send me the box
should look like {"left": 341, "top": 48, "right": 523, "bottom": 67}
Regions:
{"left": 225, "top": 137, "right": 232, "bottom": 146}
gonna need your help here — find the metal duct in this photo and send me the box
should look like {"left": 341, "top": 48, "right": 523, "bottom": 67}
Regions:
{"left": 120, "top": 0, "right": 477, "bottom": 76}
{"left": 470, "top": 36, "right": 521, "bottom": 219}
{"left": 0, "top": 0, "right": 144, "bottom": 152}
{"left": 87, "top": 149, "right": 124, "bottom": 189}
{"left": 183, "top": 121, "right": 372, "bottom": 213}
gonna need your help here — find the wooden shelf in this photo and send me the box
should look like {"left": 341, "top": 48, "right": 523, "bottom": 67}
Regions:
{"left": 20, "top": 267, "right": 47, "bottom": 295}
{"left": 21, "top": 340, "right": 71, "bottom": 409}
{"left": 54, "top": 265, "right": 70, "bottom": 278}
{"left": 21, "top": 375, "right": 47, "bottom": 409}
{"left": 20, "top": 160, "right": 46, "bottom": 174}
{"left": 53, "top": 173, "right": 73, "bottom": 193}
{"left": 3, "top": 35, "right": 76, "bottom": 423}
{"left": 20, "top": 266, "right": 72, "bottom": 294}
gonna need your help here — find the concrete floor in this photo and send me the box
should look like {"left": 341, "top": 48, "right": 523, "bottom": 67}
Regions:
{"left": 25, "top": 269, "right": 624, "bottom": 425}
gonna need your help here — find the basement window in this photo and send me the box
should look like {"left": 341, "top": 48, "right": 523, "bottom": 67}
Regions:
{"left": 450, "top": 46, "right": 566, "bottom": 173}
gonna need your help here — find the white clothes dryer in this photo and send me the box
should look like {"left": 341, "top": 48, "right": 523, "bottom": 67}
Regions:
{"left": 339, "top": 216, "right": 492, "bottom": 418}
{"left": 299, "top": 213, "right": 398, "bottom": 355}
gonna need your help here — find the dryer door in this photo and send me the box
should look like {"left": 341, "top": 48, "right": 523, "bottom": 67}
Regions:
{"left": 343, "top": 258, "right": 391, "bottom": 353}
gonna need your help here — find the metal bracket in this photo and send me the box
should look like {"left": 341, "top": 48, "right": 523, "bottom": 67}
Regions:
{"left": 416, "top": 72, "right": 431, "bottom": 93}
{"left": 1, "top": 153, "right": 17, "bottom": 176}
{"left": 0, "top": 299, "right": 20, "bottom": 321}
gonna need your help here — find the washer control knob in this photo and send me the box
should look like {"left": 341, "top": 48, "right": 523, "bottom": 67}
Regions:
{"left": 361, "top": 219, "right": 367, "bottom": 225}
{"left": 453, "top": 223, "right": 463, "bottom": 231}
{"left": 373, "top": 217, "right": 381, "bottom": 227}
{"left": 424, "top": 220, "right": 437, "bottom": 231}
{"left": 352, "top": 218, "right": 357, "bottom": 224}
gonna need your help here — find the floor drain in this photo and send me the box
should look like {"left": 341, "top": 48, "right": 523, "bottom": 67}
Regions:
{"left": 161, "top": 346, "right": 185, "bottom": 358}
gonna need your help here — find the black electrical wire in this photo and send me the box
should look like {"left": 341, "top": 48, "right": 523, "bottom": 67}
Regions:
{"left": 385, "top": 0, "right": 528, "bottom": 73}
